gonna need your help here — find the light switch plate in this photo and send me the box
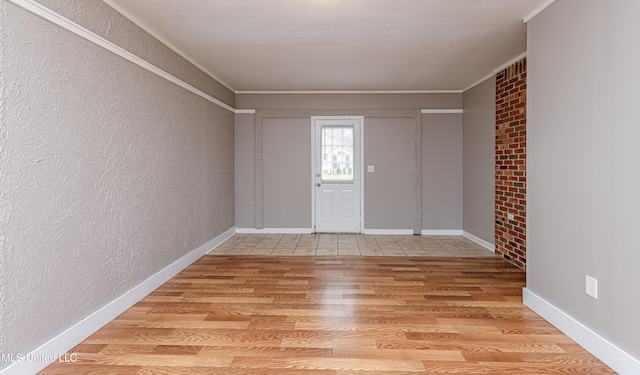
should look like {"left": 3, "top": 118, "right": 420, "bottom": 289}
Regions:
{"left": 367, "top": 165, "right": 375, "bottom": 172}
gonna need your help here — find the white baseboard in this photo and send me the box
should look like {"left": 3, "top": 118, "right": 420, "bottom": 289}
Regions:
{"left": 238, "top": 228, "right": 416, "bottom": 235}
{"left": 235, "top": 228, "right": 313, "bottom": 234}
{"left": 523, "top": 288, "right": 640, "bottom": 375}
{"left": 0, "top": 226, "right": 236, "bottom": 375}
{"left": 462, "top": 231, "right": 495, "bottom": 252}
{"left": 236, "top": 228, "right": 470, "bottom": 237}
{"left": 204, "top": 227, "right": 237, "bottom": 253}
{"left": 420, "top": 229, "right": 463, "bottom": 236}
{"left": 362, "top": 229, "right": 414, "bottom": 235}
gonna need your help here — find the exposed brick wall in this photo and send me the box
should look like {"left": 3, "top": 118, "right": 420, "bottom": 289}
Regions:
{"left": 495, "top": 59, "right": 527, "bottom": 268}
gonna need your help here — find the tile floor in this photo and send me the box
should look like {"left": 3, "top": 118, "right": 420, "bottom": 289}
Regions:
{"left": 210, "top": 233, "right": 498, "bottom": 257}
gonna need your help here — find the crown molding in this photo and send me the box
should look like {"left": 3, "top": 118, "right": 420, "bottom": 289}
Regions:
{"left": 103, "top": 0, "right": 235, "bottom": 93}
{"left": 8, "top": 0, "right": 237, "bottom": 113}
{"left": 421, "top": 109, "right": 463, "bottom": 114}
{"left": 234, "top": 109, "right": 256, "bottom": 114}
{"left": 524, "top": 0, "right": 557, "bottom": 23}
{"left": 235, "top": 90, "right": 463, "bottom": 95}
{"left": 494, "top": 52, "right": 527, "bottom": 74}
{"left": 10, "top": 0, "right": 534, "bottom": 105}
{"left": 462, "top": 72, "right": 496, "bottom": 92}
{"left": 462, "top": 51, "right": 528, "bottom": 93}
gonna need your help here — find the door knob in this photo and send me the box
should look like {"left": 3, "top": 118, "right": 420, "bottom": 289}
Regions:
{"left": 316, "top": 183, "right": 321, "bottom": 187}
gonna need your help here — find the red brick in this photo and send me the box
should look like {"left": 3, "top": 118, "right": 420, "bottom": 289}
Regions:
{"left": 495, "top": 58, "right": 526, "bottom": 269}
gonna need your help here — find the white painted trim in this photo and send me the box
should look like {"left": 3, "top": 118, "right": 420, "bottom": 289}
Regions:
{"left": 363, "top": 229, "right": 414, "bottom": 235}
{"left": 236, "top": 228, "right": 314, "bottom": 234}
{"left": 0, "top": 226, "right": 236, "bottom": 375}
{"left": 421, "top": 109, "right": 464, "bottom": 114}
{"left": 462, "top": 231, "right": 495, "bottom": 252}
{"left": 420, "top": 229, "right": 463, "bottom": 236}
{"left": 102, "top": 0, "right": 236, "bottom": 93}
{"left": 234, "top": 109, "right": 256, "bottom": 114}
{"left": 462, "top": 72, "right": 495, "bottom": 92}
{"left": 310, "top": 117, "right": 317, "bottom": 233}
{"left": 204, "top": 227, "right": 237, "bottom": 253}
{"left": 493, "top": 52, "right": 527, "bottom": 74}
{"left": 7, "top": 0, "right": 236, "bottom": 113}
{"left": 523, "top": 288, "right": 640, "bottom": 375}
{"left": 523, "top": 0, "right": 557, "bottom": 23}
{"left": 359, "top": 118, "right": 365, "bottom": 234}
{"left": 463, "top": 52, "right": 527, "bottom": 93}
{"left": 236, "top": 90, "right": 462, "bottom": 95}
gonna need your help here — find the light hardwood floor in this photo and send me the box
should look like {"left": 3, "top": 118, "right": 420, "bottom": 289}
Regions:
{"left": 40, "top": 237, "right": 614, "bottom": 374}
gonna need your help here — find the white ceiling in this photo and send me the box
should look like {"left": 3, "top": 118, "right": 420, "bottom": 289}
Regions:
{"left": 105, "top": 0, "right": 548, "bottom": 93}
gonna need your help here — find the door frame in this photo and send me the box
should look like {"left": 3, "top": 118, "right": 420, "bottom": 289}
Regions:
{"left": 311, "top": 116, "right": 364, "bottom": 233}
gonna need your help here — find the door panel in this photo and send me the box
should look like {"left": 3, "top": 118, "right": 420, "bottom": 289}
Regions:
{"left": 313, "top": 117, "right": 362, "bottom": 233}
{"left": 320, "top": 189, "right": 334, "bottom": 219}
{"left": 341, "top": 190, "right": 355, "bottom": 218}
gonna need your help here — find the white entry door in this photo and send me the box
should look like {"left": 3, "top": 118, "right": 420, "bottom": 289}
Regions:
{"left": 312, "top": 117, "right": 362, "bottom": 233}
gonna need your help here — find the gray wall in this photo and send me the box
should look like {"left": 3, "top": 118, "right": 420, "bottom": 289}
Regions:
{"left": 364, "top": 118, "right": 414, "bottom": 230}
{"left": 234, "top": 94, "right": 464, "bottom": 231}
{"left": 236, "top": 93, "right": 461, "bottom": 110}
{"left": 33, "top": 0, "right": 235, "bottom": 107}
{"left": 263, "top": 118, "right": 312, "bottom": 228}
{"left": 462, "top": 77, "right": 496, "bottom": 243}
{"left": 234, "top": 114, "right": 255, "bottom": 228}
{"left": 0, "top": 0, "right": 234, "bottom": 366}
{"left": 422, "top": 114, "right": 463, "bottom": 230}
{"left": 528, "top": 0, "right": 640, "bottom": 359}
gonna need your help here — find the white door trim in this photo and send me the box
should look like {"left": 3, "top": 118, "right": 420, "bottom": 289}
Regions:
{"left": 311, "top": 116, "right": 364, "bottom": 233}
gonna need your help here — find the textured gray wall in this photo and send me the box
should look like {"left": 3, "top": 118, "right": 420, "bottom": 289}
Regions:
{"left": 0, "top": 0, "right": 234, "bottom": 365}
{"left": 34, "top": 0, "right": 235, "bottom": 107}
{"left": 462, "top": 77, "right": 495, "bottom": 243}
{"left": 528, "top": 0, "right": 640, "bottom": 359}
{"left": 0, "top": 0, "right": 6, "bottom": 357}
{"left": 263, "top": 118, "right": 312, "bottom": 228}
{"left": 422, "top": 114, "right": 463, "bottom": 230}
{"left": 364, "top": 118, "right": 414, "bottom": 230}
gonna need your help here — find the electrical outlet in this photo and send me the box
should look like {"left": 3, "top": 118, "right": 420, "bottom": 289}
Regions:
{"left": 508, "top": 213, "right": 515, "bottom": 221}
{"left": 585, "top": 275, "right": 598, "bottom": 299}
{"left": 367, "top": 165, "right": 375, "bottom": 173}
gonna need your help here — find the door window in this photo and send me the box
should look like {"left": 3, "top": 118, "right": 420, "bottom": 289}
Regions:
{"left": 321, "top": 126, "right": 354, "bottom": 182}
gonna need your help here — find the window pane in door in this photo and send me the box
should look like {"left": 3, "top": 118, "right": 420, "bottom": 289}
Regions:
{"left": 321, "top": 126, "right": 354, "bottom": 182}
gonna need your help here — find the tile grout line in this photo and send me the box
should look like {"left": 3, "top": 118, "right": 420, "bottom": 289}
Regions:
{"left": 212, "top": 234, "right": 499, "bottom": 258}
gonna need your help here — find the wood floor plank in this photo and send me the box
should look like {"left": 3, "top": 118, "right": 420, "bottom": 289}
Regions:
{"left": 39, "top": 254, "right": 615, "bottom": 374}
{"left": 38, "top": 364, "right": 141, "bottom": 375}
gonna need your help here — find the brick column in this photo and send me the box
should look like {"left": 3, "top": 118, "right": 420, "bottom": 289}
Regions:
{"left": 495, "top": 58, "right": 527, "bottom": 268}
